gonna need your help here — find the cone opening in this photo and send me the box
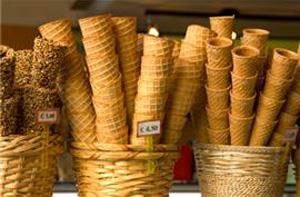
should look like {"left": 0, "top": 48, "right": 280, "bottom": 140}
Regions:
{"left": 243, "top": 28, "right": 270, "bottom": 36}
{"left": 210, "top": 15, "right": 235, "bottom": 20}
{"left": 231, "top": 71, "right": 258, "bottom": 80}
{"left": 230, "top": 90, "right": 257, "bottom": 100}
{"left": 259, "top": 92, "right": 286, "bottom": 104}
{"left": 266, "top": 69, "right": 293, "bottom": 83}
{"left": 232, "top": 46, "right": 259, "bottom": 58}
{"left": 207, "top": 37, "right": 233, "bottom": 48}
{"left": 274, "top": 48, "right": 298, "bottom": 61}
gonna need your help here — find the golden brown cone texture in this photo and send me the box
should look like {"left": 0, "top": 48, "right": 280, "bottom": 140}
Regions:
{"left": 229, "top": 113, "right": 254, "bottom": 146}
{"left": 80, "top": 14, "right": 128, "bottom": 144}
{"left": 241, "top": 28, "right": 270, "bottom": 56}
{"left": 131, "top": 35, "right": 174, "bottom": 145}
{"left": 163, "top": 25, "right": 211, "bottom": 144}
{"left": 250, "top": 48, "right": 298, "bottom": 146}
{"left": 209, "top": 16, "right": 234, "bottom": 39}
{"left": 112, "top": 16, "right": 140, "bottom": 123}
{"left": 39, "top": 19, "right": 96, "bottom": 143}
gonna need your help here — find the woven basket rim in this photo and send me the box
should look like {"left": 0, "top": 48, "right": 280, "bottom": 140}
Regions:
{"left": 194, "top": 143, "right": 285, "bottom": 154}
{"left": 70, "top": 142, "right": 179, "bottom": 160}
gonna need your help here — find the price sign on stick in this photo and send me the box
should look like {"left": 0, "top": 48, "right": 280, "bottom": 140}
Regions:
{"left": 137, "top": 120, "right": 161, "bottom": 137}
{"left": 37, "top": 109, "right": 60, "bottom": 124}
{"left": 283, "top": 127, "right": 299, "bottom": 144}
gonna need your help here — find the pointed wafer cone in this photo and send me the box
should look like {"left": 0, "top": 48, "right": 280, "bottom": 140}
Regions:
{"left": 209, "top": 16, "right": 234, "bottom": 39}
{"left": 206, "top": 37, "right": 233, "bottom": 68}
{"left": 256, "top": 93, "right": 286, "bottom": 121}
{"left": 205, "top": 85, "right": 230, "bottom": 110}
{"left": 273, "top": 112, "right": 298, "bottom": 135}
{"left": 206, "top": 107, "right": 229, "bottom": 130}
{"left": 164, "top": 113, "right": 187, "bottom": 132}
{"left": 137, "top": 78, "right": 169, "bottom": 95}
{"left": 229, "top": 113, "right": 254, "bottom": 146}
{"left": 173, "top": 58, "right": 205, "bottom": 79}
{"left": 206, "top": 64, "right": 232, "bottom": 89}
{"left": 185, "top": 25, "right": 217, "bottom": 48}
{"left": 207, "top": 127, "right": 230, "bottom": 145}
{"left": 231, "top": 71, "right": 258, "bottom": 98}
{"left": 172, "top": 39, "right": 181, "bottom": 59}
{"left": 135, "top": 94, "right": 168, "bottom": 113}
{"left": 271, "top": 48, "right": 298, "bottom": 79}
{"left": 263, "top": 70, "right": 293, "bottom": 100}
{"left": 99, "top": 126, "right": 128, "bottom": 144}
{"left": 78, "top": 14, "right": 112, "bottom": 38}
{"left": 283, "top": 91, "right": 300, "bottom": 115}
{"left": 269, "top": 132, "right": 284, "bottom": 147}
{"left": 230, "top": 91, "right": 256, "bottom": 118}
{"left": 249, "top": 118, "right": 278, "bottom": 146}
{"left": 232, "top": 46, "right": 260, "bottom": 77}
{"left": 241, "top": 28, "right": 270, "bottom": 56}
{"left": 82, "top": 35, "right": 116, "bottom": 57}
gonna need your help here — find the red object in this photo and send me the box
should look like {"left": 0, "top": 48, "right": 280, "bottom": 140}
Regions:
{"left": 173, "top": 144, "right": 193, "bottom": 181}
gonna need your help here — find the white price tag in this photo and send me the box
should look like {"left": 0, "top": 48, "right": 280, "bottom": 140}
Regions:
{"left": 283, "top": 127, "right": 299, "bottom": 143}
{"left": 37, "top": 109, "right": 60, "bottom": 124}
{"left": 137, "top": 120, "right": 161, "bottom": 137}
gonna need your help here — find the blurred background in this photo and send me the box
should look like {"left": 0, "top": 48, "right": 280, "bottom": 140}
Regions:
{"left": 1, "top": 0, "right": 300, "bottom": 49}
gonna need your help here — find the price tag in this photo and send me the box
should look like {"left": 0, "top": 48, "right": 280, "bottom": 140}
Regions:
{"left": 137, "top": 120, "right": 161, "bottom": 137}
{"left": 37, "top": 109, "right": 60, "bottom": 124}
{"left": 283, "top": 127, "right": 299, "bottom": 144}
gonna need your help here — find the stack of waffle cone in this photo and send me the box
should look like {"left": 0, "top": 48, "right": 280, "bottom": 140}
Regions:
{"left": 163, "top": 25, "right": 211, "bottom": 144}
{"left": 241, "top": 28, "right": 269, "bottom": 89}
{"left": 250, "top": 48, "right": 298, "bottom": 146}
{"left": 209, "top": 16, "right": 234, "bottom": 39}
{"left": 39, "top": 19, "right": 96, "bottom": 143}
{"left": 79, "top": 14, "right": 128, "bottom": 144}
{"left": 137, "top": 33, "right": 144, "bottom": 64}
{"left": 111, "top": 16, "right": 140, "bottom": 123}
{"left": 131, "top": 35, "right": 174, "bottom": 145}
{"left": 204, "top": 37, "right": 232, "bottom": 145}
{"left": 230, "top": 46, "right": 259, "bottom": 145}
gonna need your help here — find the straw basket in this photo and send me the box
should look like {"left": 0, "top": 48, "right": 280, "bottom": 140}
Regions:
{"left": 71, "top": 142, "right": 179, "bottom": 197}
{"left": 194, "top": 143, "right": 290, "bottom": 197}
{"left": 0, "top": 134, "right": 63, "bottom": 197}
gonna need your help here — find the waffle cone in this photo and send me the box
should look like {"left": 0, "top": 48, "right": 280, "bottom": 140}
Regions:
{"left": 263, "top": 70, "right": 293, "bottom": 100}
{"left": 207, "top": 127, "right": 230, "bottom": 145}
{"left": 249, "top": 118, "right": 278, "bottom": 146}
{"left": 179, "top": 40, "right": 206, "bottom": 61}
{"left": 111, "top": 16, "right": 137, "bottom": 36}
{"left": 173, "top": 59, "right": 205, "bottom": 79}
{"left": 269, "top": 132, "right": 284, "bottom": 147}
{"left": 273, "top": 112, "right": 298, "bottom": 135}
{"left": 82, "top": 35, "right": 115, "bottom": 56}
{"left": 185, "top": 25, "right": 217, "bottom": 48}
{"left": 229, "top": 113, "right": 254, "bottom": 146}
{"left": 71, "top": 129, "right": 96, "bottom": 143}
{"left": 143, "top": 35, "right": 174, "bottom": 57}
{"left": 271, "top": 48, "right": 298, "bottom": 79}
{"left": 117, "top": 33, "right": 138, "bottom": 48}
{"left": 241, "top": 28, "right": 270, "bottom": 56}
{"left": 78, "top": 14, "right": 112, "bottom": 38}
{"left": 232, "top": 46, "right": 260, "bottom": 77}
{"left": 172, "top": 40, "right": 181, "bottom": 59}
{"left": 164, "top": 113, "right": 187, "bottom": 132}
{"left": 97, "top": 126, "right": 128, "bottom": 144}
{"left": 137, "top": 33, "right": 144, "bottom": 57}
{"left": 135, "top": 95, "right": 168, "bottom": 113}
{"left": 230, "top": 91, "right": 256, "bottom": 118}
{"left": 206, "top": 37, "right": 233, "bottom": 68}
{"left": 283, "top": 91, "right": 300, "bottom": 115}
{"left": 231, "top": 71, "right": 258, "bottom": 98}
{"left": 205, "top": 85, "right": 230, "bottom": 110}
{"left": 293, "top": 149, "right": 300, "bottom": 197}
{"left": 209, "top": 16, "right": 234, "bottom": 38}
{"left": 206, "top": 64, "right": 232, "bottom": 89}
{"left": 137, "top": 78, "right": 169, "bottom": 95}
{"left": 256, "top": 93, "right": 286, "bottom": 121}
{"left": 206, "top": 107, "right": 229, "bottom": 130}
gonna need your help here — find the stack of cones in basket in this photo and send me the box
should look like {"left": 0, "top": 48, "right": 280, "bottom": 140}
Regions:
{"left": 205, "top": 37, "right": 233, "bottom": 145}
{"left": 39, "top": 19, "right": 96, "bottom": 143}
{"left": 112, "top": 17, "right": 140, "bottom": 123}
{"left": 130, "top": 35, "right": 174, "bottom": 144}
{"left": 163, "top": 25, "right": 214, "bottom": 144}
{"left": 241, "top": 28, "right": 270, "bottom": 90}
{"left": 229, "top": 46, "right": 259, "bottom": 145}
{"left": 250, "top": 48, "right": 298, "bottom": 146}
{"left": 79, "top": 14, "right": 128, "bottom": 144}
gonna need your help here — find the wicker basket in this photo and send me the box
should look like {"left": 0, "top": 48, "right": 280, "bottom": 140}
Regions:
{"left": 0, "top": 134, "right": 63, "bottom": 197}
{"left": 71, "top": 142, "right": 179, "bottom": 196}
{"left": 194, "top": 143, "right": 290, "bottom": 197}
